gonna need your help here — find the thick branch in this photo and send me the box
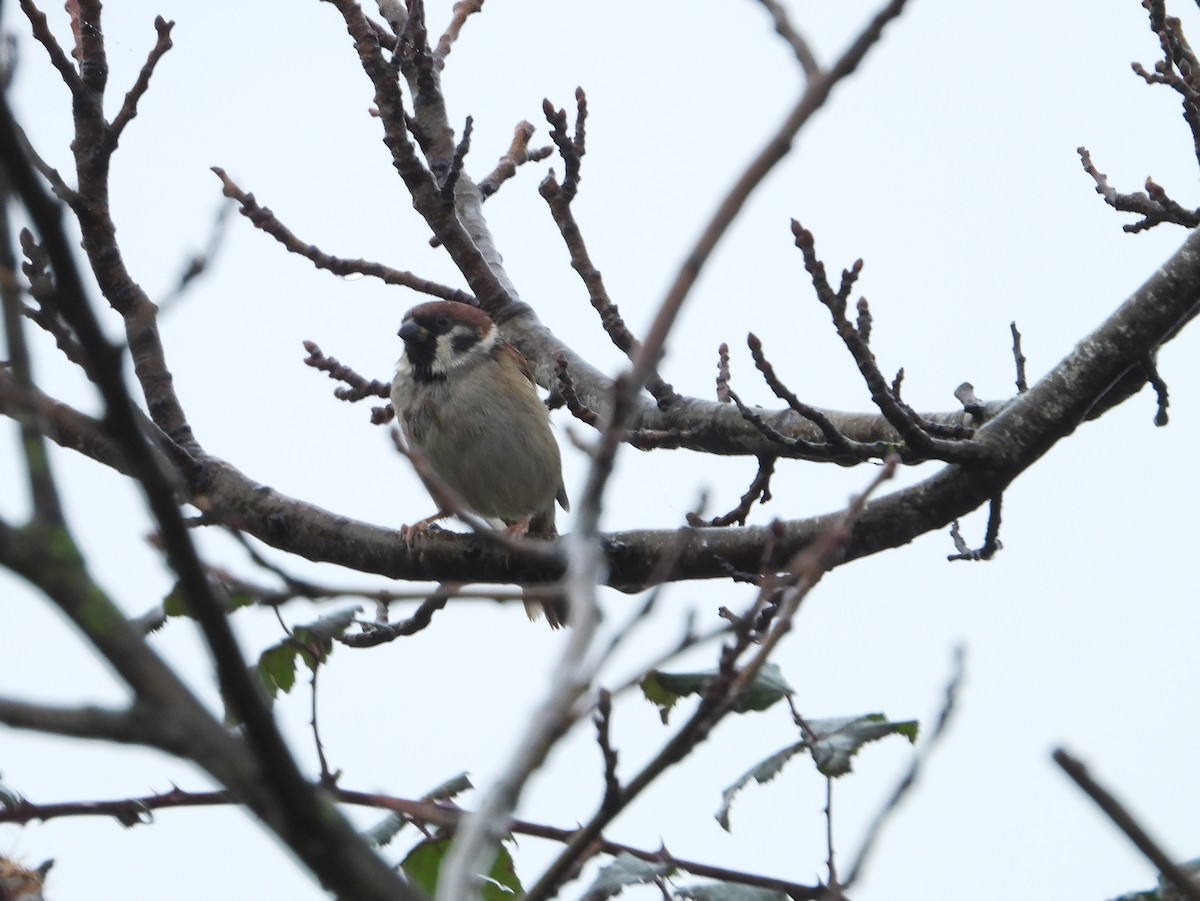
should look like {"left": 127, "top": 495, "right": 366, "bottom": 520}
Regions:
{"left": 190, "top": 228, "right": 1200, "bottom": 590}
{"left": 21, "top": 216, "right": 1200, "bottom": 597}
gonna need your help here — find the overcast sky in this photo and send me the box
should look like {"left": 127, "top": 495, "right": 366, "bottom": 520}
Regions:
{"left": 2, "top": 2, "right": 1199, "bottom": 900}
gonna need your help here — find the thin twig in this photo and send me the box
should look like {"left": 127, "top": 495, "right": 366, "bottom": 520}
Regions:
{"left": 433, "top": 0, "right": 484, "bottom": 69}
{"left": 106, "top": 16, "right": 174, "bottom": 146}
{"left": 524, "top": 459, "right": 899, "bottom": 901}
{"left": 1010, "top": 321, "right": 1028, "bottom": 393}
{"left": 947, "top": 495, "right": 1003, "bottom": 561}
{"left": 755, "top": 0, "right": 821, "bottom": 77}
{"left": 157, "top": 199, "right": 234, "bottom": 314}
{"left": 688, "top": 455, "right": 776, "bottom": 527}
{"left": 478, "top": 121, "right": 552, "bottom": 198}
{"left": 213, "top": 167, "right": 471, "bottom": 302}
{"left": 652, "top": 0, "right": 913, "bottom": 382}
{"left": 791, "top": 222, "right": 981, "bottom": 459}
{"left": 302, "top": 340, "right": 391, "bottom": 404}
{"left": 0, "top": 779, "right": 824, "bottom": 898}
{"left": 1143, "top": 354, "right": 1170, "bottom": 426}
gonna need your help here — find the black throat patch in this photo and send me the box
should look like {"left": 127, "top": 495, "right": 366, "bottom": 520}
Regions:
{"left": 403, "top": 338, "right": 445, "bottom": 383}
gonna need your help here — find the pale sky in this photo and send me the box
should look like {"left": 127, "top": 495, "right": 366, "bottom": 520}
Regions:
{"left": 2, "top": 2, "right": 1198, "bottom": 900}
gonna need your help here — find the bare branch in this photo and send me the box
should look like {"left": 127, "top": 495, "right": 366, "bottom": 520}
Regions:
{"left": 553, "top": 353, "right": 600, "bottom": 427}
{"left": 538, "top": 156, "right": 677, "bottom": 404}
{"left": 747, "top": 332, "right": 881, "bottom": 462}
{"left": 1010, "top": 321, "right": 1028, "bottom": 392}
{"left": 478, "top": 120, "right": 552, "bottom": 198}
{"left": 107, "top": 16, "right": 174, "bottom": 146}
{"left": 791, "top": 222, "right": 985, "bottom": 463}
{"left": 1143, "top": 354, "right": 1170, "bottom": 426}
{"left": 542, "top": 93, "right": 584, "bottom": 199}
{"left": 440, "top": 115, "right": 473, "bottom": 201}
{"left": 687, "top": 455, "right": 776, "bottom": 527}
{"left": 433, "top": 0, "right": 485, "bottom": 69}
{"left": 302, "top": 340, "right": 392, "bottom": 404}
{"left": 213, "top": 167, "right": 471, "bottom": 302}
{"left": 1078, "top": 146, "right": 1200, "bottom": 231}
{"left": 18, "top": 0, "right": 84, "bottom": 96}
{"left": 947, "top": 495, "right": 1003, "bottom": 562}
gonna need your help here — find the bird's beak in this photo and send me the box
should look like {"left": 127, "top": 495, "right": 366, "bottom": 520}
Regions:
{"left": 398, "top": 321, "right": 428, "bottom": 344}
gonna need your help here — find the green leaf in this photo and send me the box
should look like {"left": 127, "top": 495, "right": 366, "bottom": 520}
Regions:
{"left": 162, "top": 581, "right": 254, "bottom": 618}
{"left": 256, "top": 606, "right": 360, "bottom": 696}
{"left": 641, "top": 663, "right": 793, "bottom": 724}
{"left": 716, "top": 713, "right": 919, "bottom": 828}
{"left": 582, "top": 852, "right": 673, "bottom": 900}
{"left": 362, "top": 774, "right": 473, "bottom": 847}
{"left": 733, "top": 663, "right": 794, "bottom": 713}
{"left": 640, "top": 671, "right": 687, "bottom": 724}
{"left": 400, "top": 838, "right": 521, "bottom": 901}
{"left": 223, "top": 607, "right": 360, "bottom": 724}
{"left": 162, "top": 583, "right": 190, "bottom": 618}
{"left": 256, "top": 641, "right": 299, "bottom": 699}
{"left": 675, "top": 882, "right": 789, "bottom": 901}
{"left": 289, "top": 607, "right": 360, "bottom": 672}
{"left": 400, "top": 838, "right": 446, "bottom": 897}
{"left": 806, "top": 714, "right": 919, "bottom": 778}
{"left": 716, "top": 741, "right": 807, "bottom": 831}
{"left": 424, "top": 772, "right": 473, "bottom": 803}
{"left": 362, "top": 813, "right": 406, "bottom": 848}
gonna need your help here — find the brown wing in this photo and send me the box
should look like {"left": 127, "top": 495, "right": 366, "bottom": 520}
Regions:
{"left": 494, "top": 336, "right": 569, "bottom": 512}
{"left": 495, "top": 338, "right": 536, "bottom": 386}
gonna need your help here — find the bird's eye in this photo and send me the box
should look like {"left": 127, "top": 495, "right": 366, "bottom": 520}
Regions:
{"left": 435, "top": 314, "right": 452, "bottom": 331}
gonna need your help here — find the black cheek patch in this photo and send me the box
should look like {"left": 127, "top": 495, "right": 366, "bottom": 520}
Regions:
{"left": 451, "top": 331, "right": 481, "bottom": 354}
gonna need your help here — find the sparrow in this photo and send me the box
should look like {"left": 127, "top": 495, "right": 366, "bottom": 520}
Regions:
{"left": 390, "top": 300, "right": 570, "bottom": 623}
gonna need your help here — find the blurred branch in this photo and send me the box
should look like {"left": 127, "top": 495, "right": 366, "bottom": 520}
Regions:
{"left": 0, "top": 369, "right": 132, "bottom": 475}
{"left": 524, "top": 459, "right": 897, "bottom": 901}
{"left": 0, "top": 180, "right": 64, "bottom": 524}
{"left": 538, "top": 91, "right": 677, "bottom": 406}
{"left": 844, "top": 645, "right": 965, "bottom": 887}
{"left": 1053, "top": 748, "right": 1200, "bottom": 901}
{"left": 3, "top": 6, "right": 426, "bottom": 898}
{"left": 156, "top": 198, "right": 234, "bottom": 314}
{"left": 755, "top": 0, "right": 820, "bottom": 78}
{"left": 0, "top": 695, "right": 143, "bottom": 746}
{"left": 0, "top": 780, "right": 823, "bottom": 899}
{"left": 652, "top": 0, "right": 912, "bottom": 372}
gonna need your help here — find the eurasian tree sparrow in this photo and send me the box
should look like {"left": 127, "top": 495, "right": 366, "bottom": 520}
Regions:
{"left": 390, "top": 301, "right": 570, "bottom": 622}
